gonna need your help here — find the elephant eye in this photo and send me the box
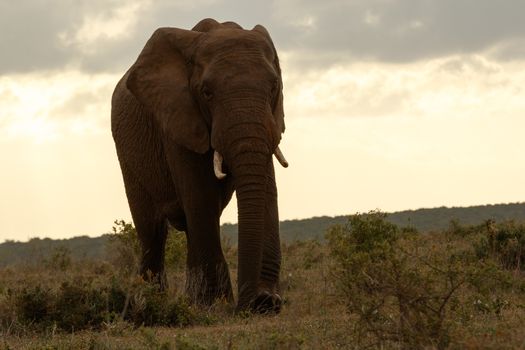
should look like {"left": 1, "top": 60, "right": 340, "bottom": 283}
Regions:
{"left": 201, "top": 86, "right": 213, "bottom": 101}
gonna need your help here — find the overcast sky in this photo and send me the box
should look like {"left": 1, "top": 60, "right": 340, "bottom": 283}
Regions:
{"left": 1, "top": 0, "right": 525, "bottom": 241}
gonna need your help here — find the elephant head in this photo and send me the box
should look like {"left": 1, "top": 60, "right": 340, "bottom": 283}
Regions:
{"left": 125, "top": 19, "right": 287, "bottom": 311}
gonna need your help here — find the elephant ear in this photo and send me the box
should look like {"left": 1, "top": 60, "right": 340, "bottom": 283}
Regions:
{"left": 253, "top": 25, "right": 285, "bottom": 137}
{"left": 127, "top": 28, "right": 209, "bottom": 154}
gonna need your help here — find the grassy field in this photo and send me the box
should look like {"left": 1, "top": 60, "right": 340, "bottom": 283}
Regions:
{"left": 2, "top": 213, "right": 525, "bottom": 349}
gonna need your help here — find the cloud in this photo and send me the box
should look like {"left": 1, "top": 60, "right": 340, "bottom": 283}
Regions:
{"left": 2, "top": 52, "right": 523, "bottom": 145}
{"left": 282, "top": 54, "right": 525, "bottom": 120}
{"left": 2, "top": 0, "right": 525, "bottom": 75}
{"left": 58, "top": 1, "right": 150, "bottom": 54}
{"left": 271, "top": 0, "right": 525, "bottom": 63}
{"left": 0, "top": 71, "right": 118, "bottom": 141}
{"left": 0, "top": 0, "right": 149, "bottom": 74}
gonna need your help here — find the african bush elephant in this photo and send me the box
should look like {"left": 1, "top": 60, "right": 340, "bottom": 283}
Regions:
{"left": 111, "top": 18, "right": 288, "bottom": 313}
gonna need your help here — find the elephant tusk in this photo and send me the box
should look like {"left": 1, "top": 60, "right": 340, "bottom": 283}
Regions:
{"left": 274, "top": 146, "right": 289, "bottom": 168}
{"left": 213, "top": 151, "right": 227, "bottom": 180}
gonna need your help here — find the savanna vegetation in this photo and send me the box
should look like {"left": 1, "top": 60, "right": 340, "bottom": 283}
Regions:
{"left": 2, "top": 210, "right": 525, "bottom": 348}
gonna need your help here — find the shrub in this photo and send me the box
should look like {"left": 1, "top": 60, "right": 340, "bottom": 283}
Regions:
{"left": 6, "top": 281, "right": 197, "bottom": 332}
{"left": 108, "top": 220, "right": 187, "bottom": 273}
{"left": 127, "top": 281, "right": 196, "bottom": 327}
{"left": 15, "top": 286, "right": 52, "bottom": 325}
{"left": 53, "top": 281, "right": 108, "bottom": 331}
{"left": 327, "top": 211, "right": 468, "bottom": 349}
{"left": 45, "top": 246, "right": 72, "bottom": 271}
{"left": 447, "top": 219, "right": 484, "bottom": 237}
{"left": 474, "top": 220, "right": 525, "bottom": 270}
{"left": 299, "top": 240, "right": 325, "bottom": 270}
{"left": 165, "top": 229, "right": 187, "bottom": 270}
{"left": 12, "top": 282, "right": 110, "bottom": 331}
{"left": 107, "top": 220, "right": 142, "bottom": 275}
{"left": 327, "top": 212, "right": 525, "bottom": 348}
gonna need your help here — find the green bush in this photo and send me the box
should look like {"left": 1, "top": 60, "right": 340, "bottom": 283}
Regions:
{"left": 44, "top": 246, "right": 72, "bottom": 271}
{"left": 107, "top": 220, "right": 141, "bottom": 275}
{"left": 13, "top": 282, "right": 109, "bottom": 331}
{"left": 447, "top": 219, "right": 484, "bottom": 237}
{"left": 327, "top": 211, "right": 469, "bottom": 349}
{"left": 125, "top": 280, "right": 196, "bottom": 327}
{"left": 6, "top": 276, "right": 198, "bottom": 332}
{"left": 474, "top": 220, "right": 525, "bottom": 270}
{"left": 53, "top": 281, "right": 108, "bottom": 331}
{"left": 15, "top": 286, "right": 52, "bottom": 325}
{"left": 108, "top": 220, "right": 187, "bottom": 273}
{"left": 326, "top": 212, "right": 525, "bottom": 348}
{"left": 165, "top": 229, "right": 187, "bottom": 269}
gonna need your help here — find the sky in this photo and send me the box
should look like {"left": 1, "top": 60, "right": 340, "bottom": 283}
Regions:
{"left": 1, "top": 0, "right": 525, "bottom": 242}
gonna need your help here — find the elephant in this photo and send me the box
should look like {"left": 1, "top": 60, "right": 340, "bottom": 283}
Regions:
{"left": 111, "top": 18, "right": 288, "bottom": 313}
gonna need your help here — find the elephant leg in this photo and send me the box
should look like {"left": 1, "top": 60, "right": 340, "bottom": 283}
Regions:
{"left": 121, "top": 166, "right": 168, "bottom": 288}
{"left": 166, "top": 148, "right": 233, "bottom": 305}
{"left": 184, "top": 211, "right": 233, "bottom": 304}
{"left": 136, "top": 214, "right": 168, "bottom": 289}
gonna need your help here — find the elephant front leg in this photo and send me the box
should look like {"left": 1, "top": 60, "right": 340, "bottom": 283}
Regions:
{"left": 138, "top": 219, "right": 169, "bottom": 289}
{"left": 122, "top": 167, "right": 169, "bottom": 289}
{"left": 184, "top": 209, "right": 233, "bottom": 305}
{"left": 167, "top": 147, "right": 234, "bottom": 305}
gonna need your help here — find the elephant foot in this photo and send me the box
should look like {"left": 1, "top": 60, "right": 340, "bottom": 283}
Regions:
{"left": 251, "top": 291, "right": 282, "bottom": 314}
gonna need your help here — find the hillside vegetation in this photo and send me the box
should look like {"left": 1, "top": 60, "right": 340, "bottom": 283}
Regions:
{"left": 1, "top": 202, "right": 525, "bottom": 267}
{"left": 2, "top": 212, "right": 525, "bottom": 348}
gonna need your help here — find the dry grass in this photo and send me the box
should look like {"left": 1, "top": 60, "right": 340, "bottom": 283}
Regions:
{"left": 0, "top": 239, "right": 352, "bottom": 349}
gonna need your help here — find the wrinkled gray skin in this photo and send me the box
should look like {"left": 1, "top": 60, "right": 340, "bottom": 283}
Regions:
{"left": 111, "top": 18, "right": 286, "bottom": 313}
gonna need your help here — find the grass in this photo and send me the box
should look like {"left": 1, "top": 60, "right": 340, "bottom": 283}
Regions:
{"left": 2, "top": 214, "right": 525, "bottom": 349}
{"left": 0, "top": 241, "right": 347, "bottom": 349}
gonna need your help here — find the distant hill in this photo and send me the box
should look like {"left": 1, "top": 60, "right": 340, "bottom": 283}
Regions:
{"left": 222, "top": 202, "right": 525, "bottom": 242}
{"left": 1, "top": 202, "right": 524, "bottom": 267}
{"left": 0, "top": 235, "right": 111, "bottom": 267}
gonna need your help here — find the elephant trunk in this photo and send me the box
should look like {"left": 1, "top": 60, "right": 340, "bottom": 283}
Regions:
{"left": 228, "top": 140, "right": 272, "bottom": 310}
